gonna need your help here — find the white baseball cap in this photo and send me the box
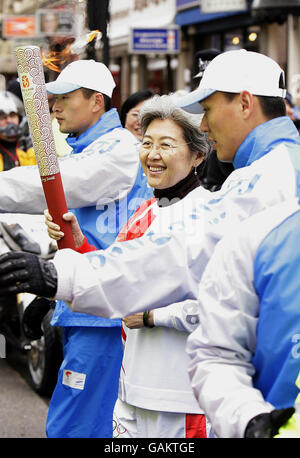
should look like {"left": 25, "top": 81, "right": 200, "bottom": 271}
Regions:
{"left": 46, "top": 59, "right": 116, "bottom": 97}
{"left": 176, "top": 49, "right": 286, "bottom": 114}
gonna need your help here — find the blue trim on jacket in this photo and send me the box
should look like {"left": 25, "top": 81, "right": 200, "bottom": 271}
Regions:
{"left": 233, "top": 116, "right": 300, "bottom": 407}
{"left": 253, "top": 210, "right": 300, "bottom": 408}
{"left": 233, "top": 116, "right": 300, "bottom": 169}
{"left": 66, "top": 108, "right": 121, "bottom": 154}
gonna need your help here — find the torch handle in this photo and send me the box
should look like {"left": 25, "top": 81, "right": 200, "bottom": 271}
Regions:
{"left": 41, "top": 172, "right": 75, "bottom": 250}
{"left": 14, "top": 45, "right": 75, "bottom": 251}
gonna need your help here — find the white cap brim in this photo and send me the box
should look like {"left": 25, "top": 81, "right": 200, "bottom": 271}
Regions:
{"left": 175, "top": 88, "right": 216, "bottom": 114}
{"left": 46, "top": 81, "right": 81, "bottom": 94}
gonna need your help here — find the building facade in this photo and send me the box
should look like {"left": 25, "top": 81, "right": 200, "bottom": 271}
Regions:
{"left": 109, "top": 0, "right": 300, "bottom": 105}
{"left": 109, "top": 0, "right": 178, "bottom": 106}
{"left": 175, "top": 0, "right": 300, "bottom": 96}
{"left": 1, "top": 0, "right": 300, "bottom": 106}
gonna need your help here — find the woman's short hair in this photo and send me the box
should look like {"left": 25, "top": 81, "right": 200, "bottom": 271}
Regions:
{"left": 120, "top": 89, "right": 155, "bottom": 127}
{"left": 139, "top": 94, "right": 211, "bottom": 161}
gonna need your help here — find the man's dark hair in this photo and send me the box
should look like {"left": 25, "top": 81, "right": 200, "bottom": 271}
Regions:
{"left": 81, "top": 87, "right": 112, "bottom": 111}
{"left": 257, "top": 95, "right": 286, "bottom": 119}
{"left": 223, "top": 92, "right": 286, "bottom": 119}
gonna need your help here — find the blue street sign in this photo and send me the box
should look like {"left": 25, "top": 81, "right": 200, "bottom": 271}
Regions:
{"left": 176, "top": 0, "right": 199, "bottom": 9}
{"left": 130, "top": 27, "right": 180, "bottom": 54}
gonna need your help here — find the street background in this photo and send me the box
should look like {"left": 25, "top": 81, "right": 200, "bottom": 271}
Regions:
{"left": 0, "top": 350, "right": 49, "bottom": 438}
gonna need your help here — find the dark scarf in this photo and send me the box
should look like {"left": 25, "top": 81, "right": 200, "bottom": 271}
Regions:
{"left": 154, "top": 170, "right": 200, "bottom": 207}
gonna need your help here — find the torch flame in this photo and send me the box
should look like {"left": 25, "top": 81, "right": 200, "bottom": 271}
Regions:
{"left": 41, "top": 31, "right": 102, "bottom": 72}
{"left": 42, "top": 45, "right": 74, "bottom": 73}
{"left": 42, "top": 50, "right": 61, "bottom": 72}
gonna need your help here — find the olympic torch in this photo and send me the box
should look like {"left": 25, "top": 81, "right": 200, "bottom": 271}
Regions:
{"left": 14, "top": 45, "right": 75, "bottom": 250}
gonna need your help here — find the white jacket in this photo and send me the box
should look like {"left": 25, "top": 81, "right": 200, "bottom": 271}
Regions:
{"left": 116, "top": 196, "right": 203, "bottom": 412}
{"left": 120, "top": 301, "right": 203, "bottom": 414}
{"left": 186, "top": 198, "right": 300, "bottom": 438}
{"left": 0, "top": 127, "right": 140, "bottom": 214}
{"left": 53, "top": 142, "right": 299, "bottom": 317}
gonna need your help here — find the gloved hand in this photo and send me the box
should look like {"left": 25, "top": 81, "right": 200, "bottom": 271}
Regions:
{"left": 0, "top": 251, "right": 57, "bottom": 297}
{"left": 244, "top": 407, "right": 295, "bottom": 438}
{"left": 22, "top": 297, "right": 55, "bottom": 340}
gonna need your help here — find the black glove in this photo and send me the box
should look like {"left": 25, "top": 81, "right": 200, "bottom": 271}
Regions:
{"left": 0, "top": 251, "right": 57, "bottom": 297}
{"left": 244, "top": 407, "right": 295, "bottom": 438}
{"left": 22, "top": 297, "right": 55, "bottom": 340}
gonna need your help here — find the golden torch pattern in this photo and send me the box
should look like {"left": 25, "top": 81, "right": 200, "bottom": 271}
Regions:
{"left": 14, "top": 45, "right": 75, "bottom": 250}
{"left": 15, "top": 45, "right": 59, "bottom": 176}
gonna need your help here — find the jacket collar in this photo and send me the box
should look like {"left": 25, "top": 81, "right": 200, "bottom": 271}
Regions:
{"left": 66, "top": 108, "right": 122, "bottom": 155}
{"left": 233, "top": 116, "right": 300, "bottom": 169}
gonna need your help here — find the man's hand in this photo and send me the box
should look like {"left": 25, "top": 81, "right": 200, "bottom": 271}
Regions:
{"left": 0, "top": 251, "right": 58, "bottom": 297}
{"left": 244, "top": 407, "right": 295, "bottom": 438}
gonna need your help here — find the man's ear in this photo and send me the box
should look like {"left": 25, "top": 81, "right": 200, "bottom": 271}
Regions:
{"left": 93, "top": 92, "right": 105, "bottom": 112}
{"left": 239, "top": 90, "right": 254, "bottom": 120}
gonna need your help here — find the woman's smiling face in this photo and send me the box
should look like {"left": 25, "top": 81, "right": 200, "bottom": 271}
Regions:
{"left": 139, "top": 118, "right": 198, "bottom": 190}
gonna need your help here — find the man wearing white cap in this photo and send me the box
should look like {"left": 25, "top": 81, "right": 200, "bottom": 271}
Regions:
{"left": 0, "top": 59, "right": 152, "bottom": 438}
{"left": 1, "top": 50, "right": 300, "bottom": 437}
{"left": 176, "top": 50, "right": 300, "bottom": 438}
{"left": 0, "top": 90, "right": 36, "bottom": 170}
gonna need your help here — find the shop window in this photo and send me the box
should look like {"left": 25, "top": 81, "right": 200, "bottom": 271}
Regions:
{"left": 224, "top": 30, "right": 243, "bottom": 51}
{"left": 223, "top": 27, "right": 260, "bottom": 52}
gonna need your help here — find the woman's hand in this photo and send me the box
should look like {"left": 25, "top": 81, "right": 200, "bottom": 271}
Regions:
{"left": 123, "top": 311, "right": 154, "bottom": 329}
{"left": 44, "top": 209, "right": 85, "bottom": 249}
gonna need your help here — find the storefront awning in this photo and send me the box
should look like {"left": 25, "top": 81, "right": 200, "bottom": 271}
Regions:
{"left": 175, "top": 6, "right": 256, "bottom": 33}
{"left": 175, "top": 7, "right": 240, "bottom": 26}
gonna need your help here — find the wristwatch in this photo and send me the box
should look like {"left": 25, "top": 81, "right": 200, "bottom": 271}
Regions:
{"left": 143, "top": 310, "right": 154, "bottom": 328}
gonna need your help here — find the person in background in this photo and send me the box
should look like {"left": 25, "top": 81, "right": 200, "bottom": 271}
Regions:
{"left": 7, "top": 78, "right": 25, "bottom": 116}
{"left": 192, "top": 48, "right": 221, "bottom": 89}
{"left": 293, "top": 85, "right": 300, "bottom": 121}
{"left": 0, "top": 90, "right": 35, "bottom": 171}
{"left": 6, "top": 78, "right": 37, "bottom": 156}
{"left": 191, "top": 49, "right": 233, "bottom": 191}
{"left": 285, "top": 91, "right": 300, "bottom": 133}
{"left": 40, "top": 12, "right": 59, "bottom": 35}
{"left": 285, "top": 91, "right": 295, "bottom": 120}
{"left": 120, "top": 89, "right": 154, "bottom": 141}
